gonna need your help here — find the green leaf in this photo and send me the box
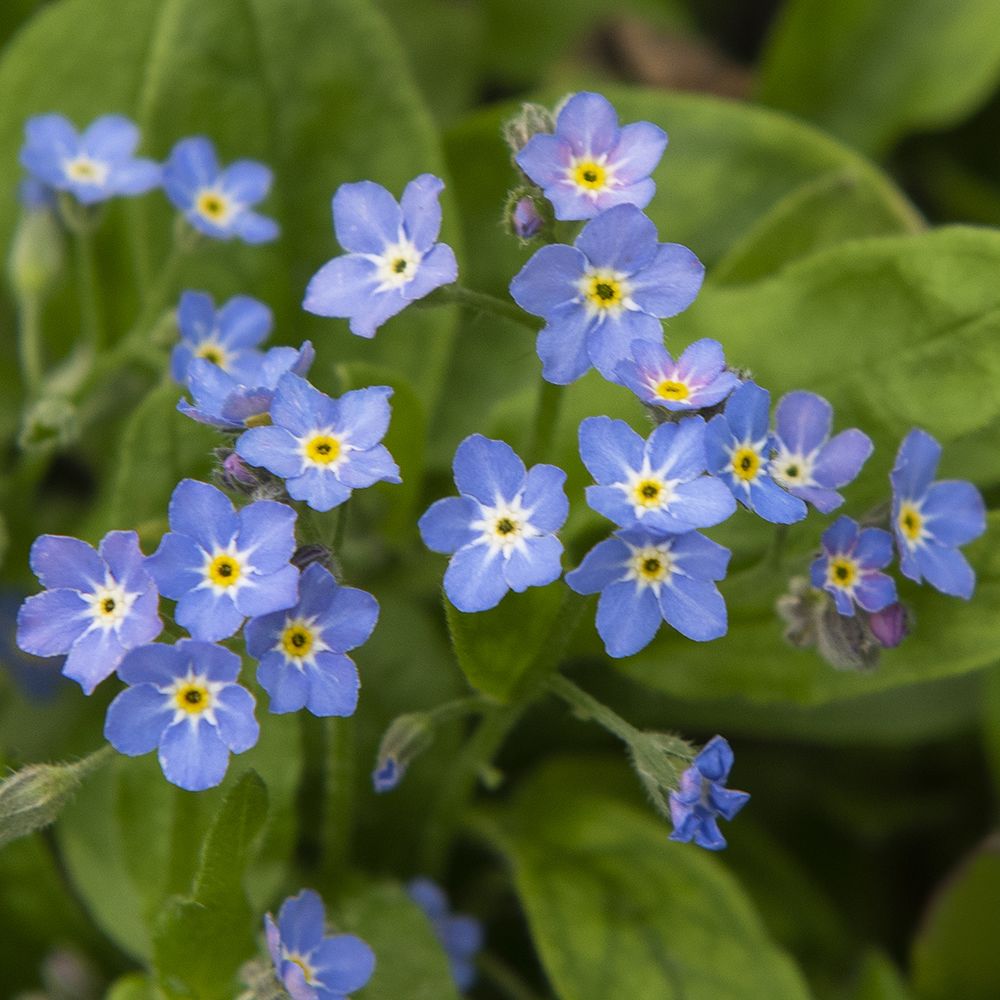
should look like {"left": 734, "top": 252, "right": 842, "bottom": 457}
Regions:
{"left": 445, "top": 586, "right": 585, "bottom": 703}
{"left": 911, "top": 836, "right": 1000, "bottom": 999}
{"left": 474, "top": 757, "right": 811, "bottom": 999}
{"left": 154, "top": 770, "right": 269, "bottom": 1000}
{"left": 758, "top": 0, "right": 1000, "bottom": 156}
{"left": 854, "top": 951, "right": 913, "bottom": 1000}
{"left": 106, "top": 974, "right": 159, "bottom": 1000}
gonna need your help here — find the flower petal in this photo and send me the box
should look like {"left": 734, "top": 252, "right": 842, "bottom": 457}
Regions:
{"left": 923, "top": 480, "right": 986, "bottom": 546}
{"left": 658, "top": 575, "right": 727, "bottom": 641}
{"left": 158, "top": 719, "right": 230, "bottom": 791}
{"left": 453, "top": 435, "right": 526, "bottom": 506}
{"left": 596, "top": 581, "right": 661, "bottom": 657}
{"left": 509, "top": 244, "right": 587, "bottom": 317}
{"left": 629, "top": 242, "right": 704, "bottom": 317}
{"left": 774, "top": 391, "right": 831, "bottom": 455}
{"left": 419, "top": 496, "right": 480, "bottom": 554}
{"left": 304, "top": 653, "right": 360, "bottom": 717}
{"left": 574, "top": 203, "right": 657, "bottom": 273}
{"left": 333, "top": 180, "right": 401, "bottom": 254}
{"left": 104, "top": 684, "right": 173, "bottom": 755}
{"left": 444, "top": 544, "right": 508, "bottom": 612}
{"left": 502, "top": 535, "right": 563, "bottom": 592}
{"left": 400, "top": 173, "right": 445, "bottom": 251}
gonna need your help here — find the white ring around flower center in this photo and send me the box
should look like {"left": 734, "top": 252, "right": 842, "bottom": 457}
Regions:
{"left": 161, "top": 669, "right": 225, "bottom": 726}
{"left": 624, "top": 541, "right": 676, "bottom": 594}
{"left": 64, "top": 156, "right": 109, "bottom": 185}
{"left": 83, "top": 577, "right": 136, "bottom": 631}
{"left": 769, "top": 447, "right": 818, "bottom": 490}
{"left": 577, "top": 267, "right": 634, "bottom": 319}
{"left": 372, "top": 237, "right": 423, "bottom": 291}
{"left": 471, "top": 496, "right": 538, "bottom": 557}
{"left": 620, "top": 465, "right": 680, "bottom": 518}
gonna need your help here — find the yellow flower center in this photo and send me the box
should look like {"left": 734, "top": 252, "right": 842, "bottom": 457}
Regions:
{"left": 656, "top": 379, "right": 690, "bottom": 401}
{"left": 195, "top": 342, "right": 226, "bottom": 366}
{"left": 65, "top": 157, "right": 106, "bottom": 183}
{"left": 244, "top": 411, "right": 272, "bottom": 428}
{"left": 281, "top": 622, "right": 314, "bottom": 660}
{"left": 633, "top": 479, "right": 663, "bottom": 509}
{"left": 731, "top": 447, "right": 760, "bottom": 482}
{"left": 392, "top": 257, "right": 409, "bottom": 274}
{"left": 828, "top": 557, "right": 857, "bottom": 589}
{"left": 632, "top": 546, "right": 671, "bottom": 584}
{"left": 99, "top": 597, "right": 117, "bottom": 615}
{"left": 196, "top": 190, "right": 230, "bottom": 223}
{"left": 494, "top": 516, "right": 518, "bottom": 536}
{"left": 573, "top": 160, "right": 607, "bottom": 190}
{"left": 175, "top": 681, "right": 211, "bottom": 715}
{"left": 898, "top": 503, "right": 923, "bottom": 543}
{"left": 306, "top": 434, "right": 341, "bottom": 465}
{"left": 585, "top": 275, "right": 623, "bottom": 310}
{"left": 286, "top": 953, "right": 317, "bottom": 985}
{"left": 208, "top": 554, "right": 241, "bottom": 588}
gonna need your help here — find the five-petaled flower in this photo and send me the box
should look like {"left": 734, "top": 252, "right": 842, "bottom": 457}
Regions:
{"left": 418, "top": 435, "right": 568, "bottom": 613}
{"left": 146, "top": 479, "right": 299, "bottom": 642}
{"left": 104, "top": 639, "right": 259, "bottom": 791}
{"left": 236, "top": 373, "right": 400, "bottom": 512}
{"left": 17, "top": 531, "right": 162, "bottom": 695}
{"left": 615, "top": 338, "right": 740, "bottom": 412}
{"left": 769, "top": 391, "right": 872, "bottom": 514}
{"left": 669, "top": 735, "right": 750, "bottom": 851}
{"left": 245, "top": 563, "right": 378, "bottom": 717}
{"left": 408, "top": 878, "right": 483, "bottom": 991}
{"left": 20, "top": 113, "right": 161, "bottom": 205}
{"left": 265, "top": 889, "right": 375, "bottom": 1000}
{"left": 578, "top": 415, "right": 735, "bottom": 534}
{"left": 566, "top": 528, "right": 730, "bottom": 657}
{"left": 890, "top": 428, "right": 986, "bottom": 599}
{"left": 163, "top": 136, "right": 279, "bottom": 243}
{"left": 515, "top": 92, "right": 667, "bottom": 220}
{"left": 510, "top": 204, "right": 704, "bottom": 384}
{"left": 303, "top": 173, "right": 458, "bottom": 338}
{"left": 704, "top": 381, "right": 807, "bottom": 525}
{"left": 171, "top": 290, "right": 272, "bottom": 384}
{"left": 811, "top": 516, "right": 897, "bottom": 617}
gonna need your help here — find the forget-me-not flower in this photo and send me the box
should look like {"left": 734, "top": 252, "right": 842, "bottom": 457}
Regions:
{"left": 566, "top": 528, "right": 730, "bottom": 656}
{"left": 265, "top": 889, "right": 375, "bottom": 1000}
{"left": 171, "top": 291, "right": 272, "bottom": 384}
{"left": 163, "top": 137, "right": 278, "bottom": 243}
{"left": 16, "top": 531, "right": 162, "bottom": 695}
{"left": 769, "top": 391, "right": 872, "bottom": 514}
{"left": 704, "top": 381, "right": 807, "bottom": 525}
{"left": 515, "top": 92, "right": 667, "bottom": 220}
{"left": 615, "top": 338, "right": 740, "bottom": 412}
{"left": 408, "top": 878, "right": 482, "bottom": 991}
{"left": 245, "top": 563, "right": 378, "bottom": 717}
{"left": 811, "top": 516, "right": 897, "bottom": 616}
{"left": 20, "top": 113, "right": 160, "bottom": 205}
{"left": 178, "top": 341, "right": 315, "bottom": 430}
{"left": 669, "top": 735, "right": 749, "bottom": 851}
{"left": 236, "top": 373, "right": 400, "bottom": 511}
{"left": 509, "top": 204, "right": 704, "bottom": 384}
{"left": 104, "top": 639, "right": 259, "bottom": 792}
{"left": 146, "top": 479, "right": 299, "bottom": 642}
{"left": 303, "top": 174, "right": 458, "bottom": 338}
{"left": 579, "top": 415, "right": 735, "bottom": 534}
{"left": 891, "top": 429, "right": 986, "bottom": 598}
{"left": 419, "top": 435, "right": 568, "bottom": 612}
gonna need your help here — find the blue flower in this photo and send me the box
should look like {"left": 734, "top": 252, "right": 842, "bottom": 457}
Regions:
{"left": 418, "top": 435, "right": 568, "bottom": 612}
{"left": 303, "top": 174, "right": 458, "bottom": 338}
{"left": 769, "top": 391, "right": 872, "bottom": 514}
{"left": 408, "top": 878, "right": 482, "bottom": 991}
{"left": 265, "top": 889, "right": 375, "bottom": 1000}
{"left": 615, "top": 338, "right": 740, "bottom": 412}
{"left": 171, "top": 291, "right": 272, "bottom": 384}
{"left": 810, "top": 516, "right": 896, "bottom": 616}
{"left": 177, "top": 341, "right": 315, "bottom": 430}
{"left": 20, "top": 113, "right": 160, "bottom": 205}
{"left": 163, "top": 137, "right": 278, "bottom": 243}
{"left": 669, "top": 735, "right": 749, "bottom": 850}
{"left": 515, "top": 92, "right": 667, "bottom": 221}
{"left": 236, "top": 374, "right": 400, "bottom": 512}
{"left": 704, "top": 382, "right": 807, "bottom": 525}
{"left": 104, "top": 639, "right": 259, "bottom": 792}
{"left": 16, "top": 531, "right": 162, "bottom": 695}
{"left": 566, "top": 528, "right": 729, "bottom": 657}
{"left": 146, "top": 480, "right": 299, "bottom": 642}
{"left": 890, "top": 429, "right": 986, "bottom": 598}
{"left": 579, "top": 415, "right": 735, "bottom": 534}
{"left": 509, "top": 204, "right": 704, "bottom": 384}
{"left": 245, "top": 563, "right": 377, "bottom": 717}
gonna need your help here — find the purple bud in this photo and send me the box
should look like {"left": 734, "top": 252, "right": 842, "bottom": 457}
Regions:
{"left": 867, "top": 602, "right": 910, "bottom": 648}
{"left": 512, "top": 197, "right": 543, "bottom": 239}
{"left": 221, "top": 451, "right": 258, "bottom": 488}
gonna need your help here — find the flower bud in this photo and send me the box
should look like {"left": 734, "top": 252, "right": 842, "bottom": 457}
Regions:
{"left": 511, "top": 197, "right": 544, "bottom": 239}
{"left": 501, "top": 102, "right": 555, "bottom": 155}
{"left": 19, "top": 395, "right": 79, "bottom": 453}
{"left": 866, "top": 602, "right": 911, "bottom": 648}
{"left": 627, "top": 731, "right": 695, "bottom": 821}
{"left": 218, "top": 449, "right": 260, "bottom": 490}
{"left": 7, "top": 203, "right": 64, "bottom": 300}
{"left": 372, "top": 712, "right": 433, "bottom": 793}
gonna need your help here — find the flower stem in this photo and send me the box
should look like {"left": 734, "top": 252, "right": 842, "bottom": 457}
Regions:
{"left": 477, "top": 952, "right": 547, "bottom": 1000}
{"left": 548, "top": 673, "right": 639, "bottom": 745}
{"left": 73, "top": 226, "right": 103, "bottom": 354}
{"left": 17, "top": 292, "right": 44, "bottom": 394}
{"left": 428, "top": 284, "right": 541, "bottom": 330}
{"left": 526, "top": 379, "right": 563, "bottom": 466}
{"left": 321, "top": 716, "right": 355, "bottom": 882}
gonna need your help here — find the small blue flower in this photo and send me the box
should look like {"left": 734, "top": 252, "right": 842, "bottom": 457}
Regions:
{"left": 372, "top": 756, "right": 401, "bottom": 793}
{"left": 265, "top": 889, "right": 375, "bottom": 1000}
{"left": 579, "top": 415, "right": 735, "bottom": 534}
{"left": 418, "top": 435, "right": 568, "bottom": 613}
{"left": 16, "top": 531, "right": 162, "bottom": 695}
{"left": 890, "top": 428, "right": 986, "bottom": 599}
{"left": 171, "top": 290, "right": 272, "bottom": 384}
{"left": 810, "top": 516, "right": 897, "bottom": 617}
{"left": 615, "top": 338, "right": 740, "bottom": 412}
{"left": 163, "top": 137, "right": 278, "bottom": 243}
{"left": 245, "top": 563, "right": 378, "bottom": 717}
{"left": 704, "top": 382, "right": 807, "bottom": 525}
{"left": 408, "top": 878, "right": 482, "bottom": 992}
{"left": 303, "top": 174, "right": 458, "bottom": 338}
{"left": 20, "top": 113, "right": 160, "bottom": 205}
{"left": 104, "top": 639, "right": 259, "bottom": 792}
{"left": 236, "top": 373, "right": 400, "bottom": 512}
{"left": 669, "top": 735, "right": 749, "bottom": 851}
{"left": 177, "top": 341, "right": 315, "bottom": 430}
{"left": 566, "top": 528, "right": 730, "bottom": 657}
{"left": 769, "top": 391, "right": 872, "bottom": 514}
{"left": 509, "top": 204, "right": 704, "bottom": 384}
{"left": 515, "top": 92, "right": 667, "bottom": 221}
{"left": 19, "top": 176, "right": 56, "bottom": 210}
{"left": 146, "top": 480, "right": 299, "bottom": 642}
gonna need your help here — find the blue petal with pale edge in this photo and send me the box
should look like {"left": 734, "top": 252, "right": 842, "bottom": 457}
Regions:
{"left": 400, "top": 173, "right": 445, "bottom": 252}
{"left": 722, "top": 381, "right": 770, "bottom": 443}
{"left": 586, "top": 310, "right": 661, "bottom": 381}
{"left": 258, "top": 656, "right": 309, "bottom": 713}
{"left": 305, "top": 653, "right": 360, "bottom": 717}
{"left": 647, "top": 417, "right": 706, "bottom": 481}
{"left": 30, "top": 534, "right": 104, "bottom": 591}
{"left": 629, "top": 242, "right": 704, "bottom": 317}
{"left": 923, "top": 480, "right": 986, "bottom": 546}
{"left": 145, "top": 532, "right": 203, "bottom": 600}
{"left": 311, "top": 934, "right": 376, "bottom": 994}
{"left": 537, "top": 302, "right": 594, "bottom": 384}
{"left": 574, "top": 203, "right": 657, "bottom": 273}
{"left": 302, "top": 253, "right": 379, "bottom": 319}
{"left": 287, "top": 467, "right": 352, "bottom": 512}
{"left": 212, "top": 684, "right": 259, "bottom": 752}
{"left": 565, "top": 537, "right": 629, "bottom": 594}
{"left": 236, "top": 425, "right": 303, "bottom": 479}
{"left": 579, "top": 415, "right": 645, "bottom": 484}
{"left": 337, "top": 445, "right": 400, "bottom": 489}
{"left": 854, "top": 573, "right": 897, "bottom": 613}
{"left": 175, "top": 587, "right": 243, "bottom": 642}
{"left": 237, "top": 499, "right": 297, "bottom": 573}
{"left": 278, "top": 889, "right": 326, "bottom": 955}
{"left": 63, "top": 627, "right": 126, "bottom": 693}
{"left": 321, "top": 581, "right": 379, "bottom": 652}
{"left": 555, "top": 92, "right": 620, "bottom": 156}
{"left": 168, "top": 479, "right": 238, "bottom": 552}
{"left": 333, "top": 180, "right": 401, "bottom": 255}
{"left": 233, "top": 565, "right": 299, "bottom": 619}
{"left": 521, "top": 463, "right": 569, "bottom": 532}
{"left": 509, "top": 244, "right": 586, "bottom": 317}
{"left": 747, "top": 477, "right": 807, "bottom": 524}
{"left": 813, "top": 429, "right": 872, "bottom": 488}
{"left": 774, "top": 391, "right": 831, "bottom": 455}
{"left": 912, "top": 543, "right": 976, "bottom": 599}
{"left": 16, "top": 590, "right": 89, "bottom": 657}
{"left": 891, "top": 428, "right": 940, "bottom": 500}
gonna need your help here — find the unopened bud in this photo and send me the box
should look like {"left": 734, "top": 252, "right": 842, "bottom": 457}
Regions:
{"left": 8, "top": 203, "right": 64, "bottom": 299}
{"left": 627, "top": 731, "right": 695, "bottom": 821}
{"left": 218, "top": 449, "right": 260, "bottom": 491}
{"left": 19, "top": 396, "right": 79, "bottom": 453}
{"left": 511, "top": 197, "right": 544, "bottom": 239}
{"left": 502, "top": 102, "right": 555, "bottom": 155}
{"left": 372, "top": 712, "right": 433, "bottom": 793}
{"left": 292, "top": 544, "right": 333, "bottom": 572}
{"left": 866, "top": 602, "right": 911, "bottom": 648}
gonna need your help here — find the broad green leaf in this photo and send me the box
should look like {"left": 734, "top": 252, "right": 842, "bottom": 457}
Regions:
{"left": 474, "top": 757, "right": 811, "bottom": 999}
{"left": 758, "top": 0, "right": 1000, "bottom": 157}
{"left": 854, "top": 951, "right": 913, "bottom": 1000}
{"left": 911, "top": 836, "right": 1000, "bottom": 999}
{"left": 154, "top": 770, "right": 269, "bottom": 1000}
{"left": 106, "top": 974, "right": 159, "bottom": 1000}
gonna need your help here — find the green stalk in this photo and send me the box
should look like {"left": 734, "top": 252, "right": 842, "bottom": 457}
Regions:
{"left": 17, "top": 292, "right": 44, "bottom": 393}
{"left": 321, "top": 717, "right": 355, "bottom": 882}
{"left": 477, "top": 952, "right": 547, "bottom": 1000}
{"left": 525, "top": 379, "right": 563, "bottom": 466}
{"left": 428, "top": 285, "right": 541, "bottom": 330}
{"left": 548, "top": 673, "right": 639, "bottom": 745}
{"left": 73, "top": 226, "right": 103, "bottom": 354}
